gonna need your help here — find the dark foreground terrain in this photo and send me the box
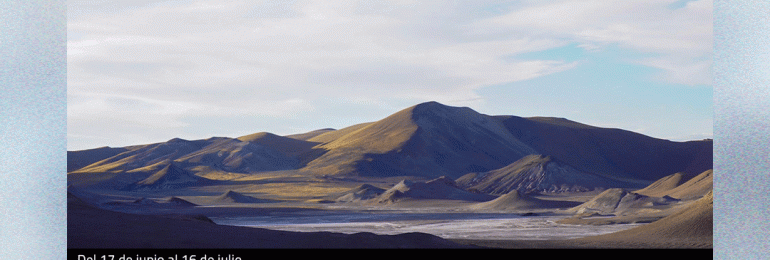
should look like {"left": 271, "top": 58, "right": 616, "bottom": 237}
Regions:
{"left": 67, "top": 192, "right": 476, "bottom": 249}
{"left": 69, "top": 189, "right": 712, "bottom": 249}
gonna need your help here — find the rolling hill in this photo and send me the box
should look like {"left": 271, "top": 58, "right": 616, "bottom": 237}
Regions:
{"left": 455, "top": 154, "right": 644, "bottom": 195}
{"left": 333, "top": 184, "right": 387, "bottom": 202}
{"left": 127, "top": 162, "right": 206, "bottom": 190}
{"left": 67, "top": 146, "right": 128, "bottom": 172}
{"left": 303, "top": 101, "right": 537, "bottom": 178}
{"left": 495, "top": 115, "right": 712, "bottom": 182}
{"left": 69, "top": 101, "right": 712, "bottom": 193}
{"left": 374, "top": 176, "right": 496, "bottom": 203}
{"left": 468, "top": 189, "right": 581, "bottom": 211}
{"left": 571, "top": 190, "right": 713, "bottom": 248}
{"left": 211, "top": 190, "right": 274, "bottom": 204}
{"left": 635, "top": 169, "right": 713, "bottom": 200}
{"left": 566, "top": 188, "right": 680, "bottom": 215}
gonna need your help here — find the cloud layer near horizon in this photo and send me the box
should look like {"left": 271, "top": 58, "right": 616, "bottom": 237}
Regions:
{"left": 68, "top": 0, "right": 713, "bottom": 150}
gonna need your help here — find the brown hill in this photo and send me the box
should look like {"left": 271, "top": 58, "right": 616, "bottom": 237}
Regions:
{"left": 284, "top": 128, "right": 336, "bottom": 141}
{"left": 571, "top": 190, "right": 713, "bottom": 248}
{"left": 456, "top": 154, "right": 644, "bottom": 195}
{"left": 566, "top": 188, "right": 679, "bottom": 215}
{"left": 236, "top": 131, "right": 325, "bottom": 166}
{"left": 175, "top": 137, "right": 298, "bottom": 172}
{"left": 301, "top": 101, "right": 710, "bottom": 182}
{"left": 307, "top": 123, "right": 373, "bottom": 144}
{"left": 160, "top": 196, "right": 198, "bottom": 207}
{"left": 304, "top": 101, "right": 536, "bottom": 178}
{"left": 633, "top": 172, "right": 685, "bottom": 197}
{"left": 237, "top": 132, "right": 318, "bottom": 157}
{"left": 128, "top": 163, "right": 206, "bottom": 190}
{"left": 334, "top": 184, "right": 387, "bottom": 202}
{"left": 374, "top": 176, "right": 496, "bottom": 203}
{"left": 70, "top": 137, "right": 214, "bottom": 174}
{"left": 211, "top": 190, "right": 274, "bottom": 204}
{"left": 495, "top": 115, "right": 712, "bottom": 181}
{"left": 636, "top": 169, "right": 713, "bottom": 200}
{"left": 69, "top": 137, "right": 301, "bottom": 189}
{"left": 67, "top": 146, "right": 128, "bottom": 172}
{"left": 469, "top": 190, "right": 581, "bottom": 211}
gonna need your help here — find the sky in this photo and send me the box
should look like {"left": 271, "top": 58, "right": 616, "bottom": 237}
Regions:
{"left": 67, "top": 0, "right": 714, "bottom": 151}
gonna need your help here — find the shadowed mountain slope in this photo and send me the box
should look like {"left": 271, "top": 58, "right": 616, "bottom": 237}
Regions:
{"left": 174, "top": 137, "right": 298, "bottom": 172}
{"left": 160, "top": 197, "right": 198, "bottom": 207}
{"left": 70, "top": 137, "right": 297, "bottom": 175}
{"left": 237, "top": 131, "right": 324, "bottom": 166}
{"left": 494, "top": 115, "right": 712, "bottom": 182}
{"left": 374, "top": 176, "right": 496, "bottom": 203}
{"left": 71, "top": 138, "right": 215, "bottom": 173}
{"left": 333, "top": 184, "right": 387, "bottom": 202}
{"left": 303, "top": 102, "right": 537, "bottom": 178}
{"left": 212, "top": 190, "right": 273, "bottom": 204}
{"left": 456, "top": 155, "right": 644, "bottom": 195}
{"left": 68, "top": 137, "right": 300, "bottom": 190}
{"left": 127, "top": 163, "right": 207, "bottom": 190}
{"left": 469, "top": 190, "right": 581, "bottom": 211}
{"left": 237, "top": 132, "right": 318, "bottom": 157}
{"left": 67, "top": 146, "right": 129, "bottom": 172}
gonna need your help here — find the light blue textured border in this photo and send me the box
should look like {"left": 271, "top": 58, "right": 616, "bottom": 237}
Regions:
{"left": 0, "top": 0, "right": 66, "bottom": 258}
{"left": 714, "top": 0, "right": 770, "bottom": 259}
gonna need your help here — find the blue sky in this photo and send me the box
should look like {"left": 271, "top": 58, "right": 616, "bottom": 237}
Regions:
{"left": 67, "top": 0, "right": 713, "bottom": 150}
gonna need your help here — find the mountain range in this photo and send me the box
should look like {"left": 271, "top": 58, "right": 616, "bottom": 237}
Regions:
{"left": 68, "top": 101, "right": 712, "bottom": 193}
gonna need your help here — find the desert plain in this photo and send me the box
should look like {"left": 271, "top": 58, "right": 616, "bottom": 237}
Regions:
{"left": 68, "top": 102, "right": 713, "bottom": 249}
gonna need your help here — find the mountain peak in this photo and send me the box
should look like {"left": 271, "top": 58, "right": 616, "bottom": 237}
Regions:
{"left": 410, "top": 101, "right": 471, "bottom": 118}
{"left": 168, "top": 137, "right": 189, "bottom": 143}
{"left": 412, "top": 100, "right": 446, "bottom": 109}
{"left": 237, "top": 132, "right": 277, "bottom": 142}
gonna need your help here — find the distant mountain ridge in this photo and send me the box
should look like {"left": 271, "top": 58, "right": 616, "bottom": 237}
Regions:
{"left": 71, "top": 136, "right": 299, "bottom": 175}
{"left": 68, "top": 101, "right": 712, "bottom": 192}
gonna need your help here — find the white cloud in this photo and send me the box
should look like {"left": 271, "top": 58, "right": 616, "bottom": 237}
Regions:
{"left": 67, "top": 0, "right": 713, "bottom": 149}
{"left": 68, "top": 1, "right": 574, "bottom": 107}
{"left": 486, "top": 0, "right": 712, "bottom": 85}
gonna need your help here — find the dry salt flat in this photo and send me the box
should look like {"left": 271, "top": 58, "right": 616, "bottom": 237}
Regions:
{"left": 213, "top": 213, "right": 645, "bottom": 240}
